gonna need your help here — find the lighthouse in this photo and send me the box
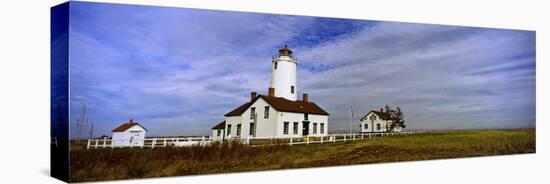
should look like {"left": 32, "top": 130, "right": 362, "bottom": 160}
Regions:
{"left": 215, "top": 44, "right": 329, "bottom": 139}
{"left": 270, "top": 45, "right": 298, "bottom": 101}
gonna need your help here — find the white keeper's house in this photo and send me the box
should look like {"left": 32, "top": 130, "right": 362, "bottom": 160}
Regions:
{"left": 211, "top": 45, "right": 329, "bottom": 140}
{"left": 111, "top": 119, "right": 147, "bottom": 147}
{"left": 359, "top": 109, "right": 402, "bottom": 133}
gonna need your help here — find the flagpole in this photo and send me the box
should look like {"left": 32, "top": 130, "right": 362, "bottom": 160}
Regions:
{"left": 349, "top": 105, "right": 352, "bottom": 135}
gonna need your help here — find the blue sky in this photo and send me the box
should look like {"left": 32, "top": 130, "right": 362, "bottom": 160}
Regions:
{"left": 67, "top": 2, "right": 535, "bottom": 137}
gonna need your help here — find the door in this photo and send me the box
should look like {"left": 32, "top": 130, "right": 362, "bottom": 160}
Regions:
{"left": 302, "top": 121, "right": 310, "bottom": 136}
{"left": 129, "top": 132, "right": 141, "bottom": 145}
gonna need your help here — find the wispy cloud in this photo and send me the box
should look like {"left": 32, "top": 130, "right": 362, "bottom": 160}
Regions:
{"left": 67, "top": 2, "right": 535, "bottom": 137}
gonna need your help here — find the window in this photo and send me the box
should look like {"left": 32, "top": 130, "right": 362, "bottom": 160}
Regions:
{"left": 264, "top": 106, "right": 270, "bottom": 119}
{"left": 313, "top": 123, "right": 318, "bottom": 134}
{"left": 291, "top": 85, "right": 295, "bottom": 94}
{"left": 217, "top": 130, "right": 221, "bottom": 136}
{"left": 320, "top": 123, "right": 325, "bottom": 134}
{"left": 283, "top": 122, "right": 289, "bottom": 135}
{"left": 249, "top": 123, "right": 256, "bottom": 136}
{"left": 370, "top": 115, "right": 377, "bottom": 121}
{"left": 293, "top": 122, "right": 299, "bottom": 134}
{"left": 364, "top": 123, "right": 368, "bottom": 130}
{"left": 376, "top": 123, "right": 381, "bottom": 130}
{"left": 236, "top": 124, "right": 241, "bottom": 136}
{"left": 304, "top": 113, "right": 309, "bottom": 121}
{"left": 227, "top": 125, "right": 232, "bottom": 135}
{"left": 274, "top": 62, "right": 278, "bottom": 70}
{"left": 250, "top": 107, "right": 256, "bottom": 120}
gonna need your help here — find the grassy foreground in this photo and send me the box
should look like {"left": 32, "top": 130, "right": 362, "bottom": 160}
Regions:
{"left": 69, "top": 129, "right": 535, "bottom": 182}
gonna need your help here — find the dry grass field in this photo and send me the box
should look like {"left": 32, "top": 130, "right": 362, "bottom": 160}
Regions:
{"left": 69, "top": 129, "right": 535, "bottom": 182}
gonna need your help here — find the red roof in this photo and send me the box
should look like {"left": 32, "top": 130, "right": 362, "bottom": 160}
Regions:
{"left": 224, "top": 95, "right": 329, "bottom": 116}
{"left": 212, "top": 121, "right": 226, "bottom": 129}
{"left": 361, "top": 111, "right": 392, "bottom": 121}
{"left": 112, "top": 119, "right": 147, "bottom": 132}
{"left": 225, "top": 102, "right": 253, "bottom": 116}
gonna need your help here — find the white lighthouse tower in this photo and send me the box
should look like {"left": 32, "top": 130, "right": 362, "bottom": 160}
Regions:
{"left": 270, "top": 45, "right": 298, "bottom": 101}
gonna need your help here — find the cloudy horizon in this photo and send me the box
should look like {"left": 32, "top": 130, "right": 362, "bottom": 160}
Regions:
{"left": 67, "top": 2, "right": 535, "bottom": 138}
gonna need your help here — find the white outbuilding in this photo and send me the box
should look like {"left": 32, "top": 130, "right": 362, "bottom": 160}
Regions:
{"left": 111, "top": 119, "right": 147, "bottom": 147}
{"left": 212, "top": 45, "right": 330, "bottom": 139}
{"left": 211, "top": 121, "right": 226, "bottom": 141}
{"left": 360, "top": 110, "right": 402, "bottom": 133}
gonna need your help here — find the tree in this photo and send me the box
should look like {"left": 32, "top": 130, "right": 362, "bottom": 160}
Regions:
{"left": 387, "top": 106, "right": 406, "bottom": 132}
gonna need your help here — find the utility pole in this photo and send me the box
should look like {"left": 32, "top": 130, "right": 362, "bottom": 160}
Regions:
{"left": 88, "top": 121, "right": 94, "bottom": 140}
{"left": 76, "top": 102, "right": 88, "bottom": 141}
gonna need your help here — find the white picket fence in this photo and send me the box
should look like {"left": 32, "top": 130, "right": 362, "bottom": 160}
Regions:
{"left": 86, "top": 131, "right": 424, "bottom": 149}
{"left": 250, "top": 131, "right": 424, "bottom": 147}
{"left": 86, "top": 136, "right": 212, "bottom": 149}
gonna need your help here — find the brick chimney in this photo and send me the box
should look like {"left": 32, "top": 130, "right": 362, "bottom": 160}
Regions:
{"left": 129, "top": 119, "right": 134, "bottom": 124}
{"left": 302, "top": 93, "right": 308, "bottom": 102}
{"left": 268, "top": 87, "right": 275, "bottom": 97}
{"left": 380, "top": 108, "right": 383, "bottom": 112}
{"left": 250, "top": 92, "right": 257, "bottom": 101}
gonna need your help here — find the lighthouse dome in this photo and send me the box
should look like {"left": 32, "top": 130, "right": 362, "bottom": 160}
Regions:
{"left": 278, "top": 45, "right": 293, "bottom": 56}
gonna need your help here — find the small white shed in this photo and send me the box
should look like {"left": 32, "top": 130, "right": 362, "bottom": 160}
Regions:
{"left": 111, "top": 119, "right": 147, "bottom": 147}
{"left": 211, "top": 120, "right": 225, "bottom": 141}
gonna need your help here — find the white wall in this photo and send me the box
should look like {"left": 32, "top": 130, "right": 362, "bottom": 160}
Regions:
{"left": 249, "top": 98, "right": 277, "bottom": 138}
{"left": 270, "top": 55, "right": 298, "bottom": 101}
{"left": 211, "top": 129, "right": 224, "bottom": 140}
{"left": 274, "top": 112, "right": 328, "bottom": 138}
{"left": 360, "top": 119, "right": 388, "bottom": 133}
{"left": 224, "top": 116, "right": 243, "bottom": 139}
{"left": 111, "top": 125, "right": 146, "bottom": 147}
{"left": 225, "top": 98, "right": 278, "bottom": 139}
{"left": 224, "top": 98, "right": 329, "bottom": 138}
